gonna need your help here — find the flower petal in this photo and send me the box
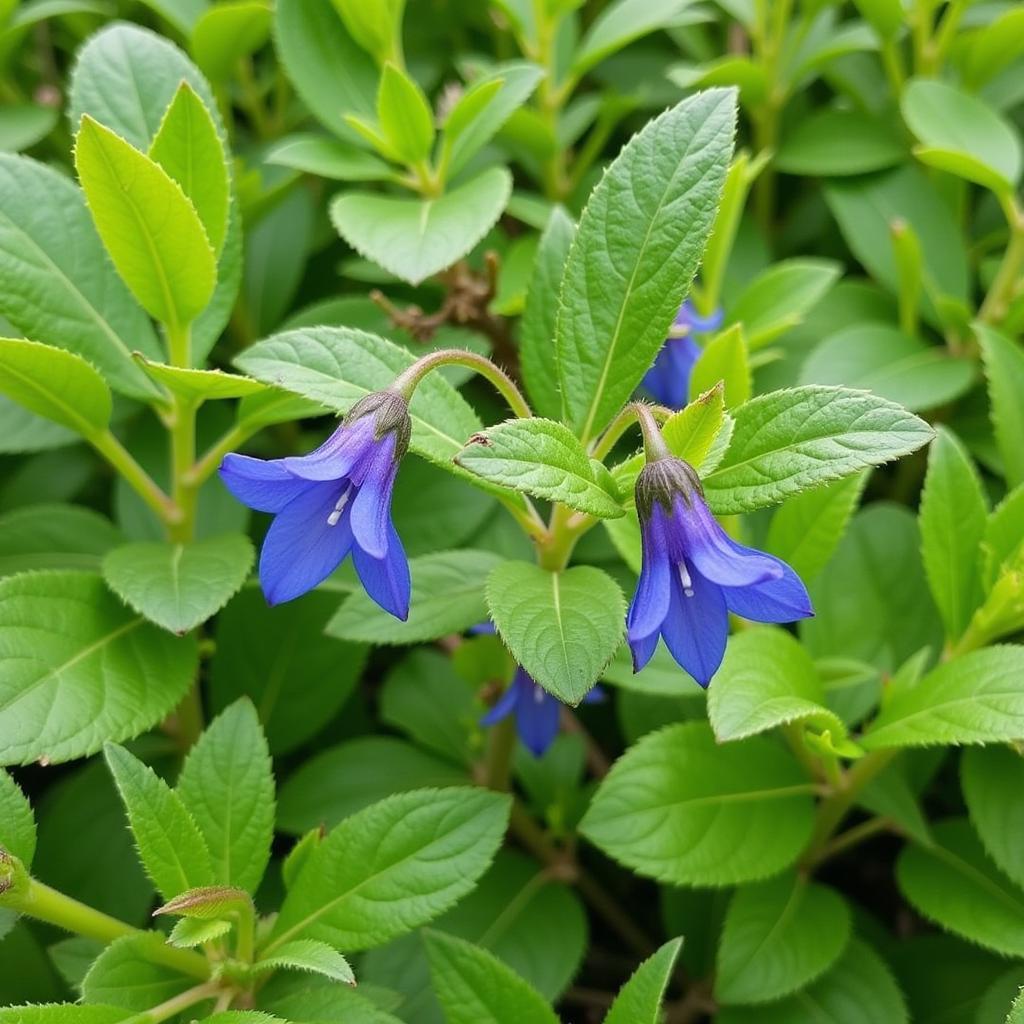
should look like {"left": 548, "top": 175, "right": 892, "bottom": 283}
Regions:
{"left": 282, "top": 416, "right": 376, "bottom": 481}
{"left": 259, "top": 481, "right": 355, "bottom": 605}
{"left": 642, "top": 336, "right": 700, "bottom": 409}
{"left": 353, "top": 521, "right": 411, "bottom": 620}
{"left": 678, "top": 301, "right": 724, "bottom": 333}
{"left": 514, "top": 673, "right": 561, "bottom": 757}
{"left": 349, "top": 435, "right": 398, "bottom": 559}
{"left": 681, "top": 497, "right": 783, "bottom": 587}
{"left": 218, "top": 454, "right": 308, "bottom": 513}
{"left": 480, "top": 680, "right": 518, "bottom": 726}
{"left": 629, "top": 629, "right": 660, "bottom": 672}
{"left": 659, "top": 564, "right": 729, "bottom": 686}
{"left": 722, "top": 560, "right": 814, "bottom": 624}
{"left": 627, "top": 506, "right": 673, "bottom": 642}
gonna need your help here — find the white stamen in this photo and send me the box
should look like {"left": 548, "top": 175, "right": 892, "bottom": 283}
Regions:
{"left": 533, "top": 684, "right": 545, "bottom": 704}
{"left": 326, "top": 485, "right": 353, "bottom": 526}
{"left": 678, "top": 561, "right": 695, "bottom": 598}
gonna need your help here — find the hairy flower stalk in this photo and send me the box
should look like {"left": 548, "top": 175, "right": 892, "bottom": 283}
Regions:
{"left": 642, "top": 300, "right": 724, "bottom": 409}
{"left": 628, "top": 409, "right": 812, "bottom": 685}
{"left": 219, "top": 391, "right": 412, "bottom": 617}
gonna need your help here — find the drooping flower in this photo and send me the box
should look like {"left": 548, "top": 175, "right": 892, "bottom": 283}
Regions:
{"left": 642, "top": 300, "right": 724, "bottom": 409}
{"left": 219, "top": 391, "right": 412, "bottom": 617}
{"left": 628, "top": 455, "right": 812, "bottom": 686}
{"left": 473, "top": 623, "right": 603, "bottom": 757}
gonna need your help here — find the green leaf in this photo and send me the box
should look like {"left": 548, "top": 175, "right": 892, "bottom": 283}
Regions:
{"left": 702, "top": 386, "right": 933, "bottom": 515}
{"left": 556, "top": 89, "right": 735, "bottom": 442}
{"left": 330, "top": 168, "right": 512, "bottom": 286}
{"left": 862, "top": 646, "right": 1024, "bottom": 750}
{"left": 268, "top": 787, "right": 510, "bottom": 952}
{"left": 571, "top": 0, "right": 691, "bottom": 78}
{"left": 0, "top": 155, "right": 161, "bottom": 400}
{"left": 424, "top": 931, "right": 559, "bottom": 1024}
{"left": 376, "top": 62, "right": 434, "bottom": 166}
{"left": 897, "top": 818, "right": 1024, "bottom": 957}
{"left": 520, "top": 207, "right": 575, "bottom": 420}
{"left": 0, "top": 571, "right": 198, "bottom": 766}
{"left": 962, "top": 746, "right": 1024, "bottom": 891}
{"left": 273, "top": 0, "right": 377, "bottom": 140}
{"left": 604, "top": 938, "right": 683, "bottom": 1024}
{"left": 191, "top": 1, "right": 272, "bottom": 82}
{"left": 776, "top": 108, "right": 905, "bottom": 176}
{"left": 266, "top": 133, "right": 391, "bottom": 180}
{"left": 0, "top": 339, "right": 111, "bottom": 438}
{"left": 148, "top": 81, "right": 230, "bottom": 257}
{"left": 156, "top": 885, "right": 251, "bottom": 920}
{"left": 689, "top": 323, "right": 751, "bottom": 408}
{"left": 799, "top": 323, "right": 975, "bottom": 412}
{"left": 716, "top": 940, "right": 907, "bottom": 1024}
{"left": 726, "top": 258, "right": 840, "bottom": 349}
{"left": 81, "top": 934, "right": 188, "bottom": 1010}
{"left": 902, "top": 79, "right": 1022, "bottom": 195}
{"left": 277, "top": 737, "right": 469, "bottom": 835}
{"left": 982, "top": 485, "right": 1024, "bottom": 591}
{"left": 234, "top": 327, "right": 485, "bottom": 479}
{"left": 176, "top": 700, "right": 274, "bottom": 894}
{"left": 0, "top": 769, "right": 35, "bottom": 866}
{"left": 765, "top": 472, "right": 867, "bottom": 582}
{"left": 209, "top": 589, "right": 367, "bottom": 756}
{"left": 456, "top": 419, "right": 623, "bottom": 518}
{"left": 254, "top": 939, "right": 354, "bottom": 986}
{"left": 169, "top": 917, "right": 231, "bottom": 948}
{"left": 486, "top": 562, "right": 625, "bottom": 705}
{"left": 708, "top": 627, "right": 849, "bottom": 745}
{"left": 963, "top": 8, "right": 1024, "bottom": 89}
{"left": 74, "top": 116, "right": 215, "bottom": 331}
{"left": 104, "top": 743, "right": 214, "bottom": 901}
{"left": 579, "top": 722, "right": 816, "bottom": 886}
{"left": 264, "top": 984, "right": 402, "bottom": 1024}
{"left": 715, "top": 873, "right": 851, "bottom": 1005}
{"left": 133, "top": 357, "right": 267, "bottom": 403}
{"left": 919, "top": 428, "right": 987, "bottom": 641}
{"left": 101, "top": 534, "right": 254, "bottom": 635}
{"left": 327, "top": 550, "right": 501, "bottom": 645}
{"left": 0, "top": 1008, "right": 132, "bottom": 1024}
{"left": 331, "top": 0, "right": 403, "bottom": 63}
{"left": 977, "top": 324, "right": 1024, "bottom": 489}
{"left": 0, "top": 103, "right": 58, "bottom": 153}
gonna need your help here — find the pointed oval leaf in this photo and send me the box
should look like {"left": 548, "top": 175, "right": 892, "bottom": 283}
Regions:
{"left": 962, "top": 746, "right": 1024, "bottom": 891}
{"left": 0, "top": 769, "right": 35, "bottom": 866}
{"left": 604, "top": 938, "right": 684, "bottom": 1024}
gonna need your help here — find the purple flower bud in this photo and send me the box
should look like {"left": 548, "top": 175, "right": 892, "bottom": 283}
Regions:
{"left": 642, "top": 300, "right": 725, "bottom": 409}
{"left": 629, "top": 456, "right": 812, "bottom": 686}
{"left": 218, "top": 391, "right": 412, "bottom": 617}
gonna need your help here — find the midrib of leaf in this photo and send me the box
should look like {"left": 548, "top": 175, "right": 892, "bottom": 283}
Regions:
{"left": 923, "top": 841, "right": 1024, "bottom": 920}
{"left": 870, "top": 688, "right": 1024, "bottom": 742}
{"left": 549, "top": 571, "right": 571, "bottom": 678}
{"left": 598, "top": 783, "right": 818, "bottom": 821}
{"left": 734, "top": 880, "right": 806, "bottom": 975}
{"left": 0, "top": 359, "right": 101, "bottom": 438}
{"left": 574, "top": 120, "right": 706, "bottom": 444}
{"left": 169, "top": 544, "right": 184, "bottom": 621}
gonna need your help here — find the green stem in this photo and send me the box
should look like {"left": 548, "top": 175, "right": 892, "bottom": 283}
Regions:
{"left": 186, "top": 424, "right": 254, "bottom": 489}
{"left": 123, "top": 982, "right": 220, "bottom": 1024}
{"left": 482, "top": 715, "right": 517, "bottom": 792}
{"left": 168, "top": 398, "right": 199, "bottom": 544}
{"left": 6, "top": 878, "right": 209, "bottom": 980}
{"left": 235, "top": 902, "right": 256, "bottom": 964}
{"left": 979, "top": 198, "right": 1024, "bottom": 324}
{"left": 171, "top": 682, "right": 204, "bottom": 751}
{"left": 589, "top": 402, "right": 671, "bottom": 464}
{"left": 807, "top": 816, "right": 891, "bottom": 868}
{"left": 91, "top": 430, "right": 180, "bottom": 526}
{"left": 632, "top": 402, "right": 672, "bottom": 462}
{"left": 391, "top": 348, "right": 533, "bottom": 418}
{"left": 166, "top": 321, "right": 191, "bottom": 370}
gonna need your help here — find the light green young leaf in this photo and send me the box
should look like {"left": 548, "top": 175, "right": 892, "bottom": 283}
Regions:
{"left": 982, "top": 486, "right": 1024, "bottom": 591}
{"left": 156, "top": 885, "right": 252, "bottom": 920}
{"left": 765, "top": 472, "right": 867, "bottom": 582}
{"left": 102, "top": 534, "right": 254, "bottom": 635}
{"left": 902, "top": 79, "right": 1022, "bottom": 195}
{"left": 962, "top": 746, "right": 1024, "bottom": 891}
{"left": 572, "top": 0, "right": 691, "bottom": 78}
{"left": 556, "top": 89, "right": 735, "bottom": 442}
{"left": 963, "top": 8, "right": 1024, "bottom": 89}
{"left": 133, "top": 357, "right": 268, "bottom": 403}
{"left": 604, "top": 938, "right": 684, "bottom": 1024}
{"left": 74, "top": 116, "right": 216, "bottom": 330}
{"left": 268, "top": 787, "right": 510, "bottom": 951}
{"left": 919, "top": 428, "right": 987, "bottom": 642}
{"left": 715, "top": 873, "right": 851, "bottom": 1005}
{"left": 702, "top": 386, "right": 933, "bottom": 515}
{"left": 0, "top": 1008, "right": 132, "bottom": 1024}
{"left": 0, "top": 769, "right": 35, "bottom": 866}
{"left": 176, "top": 700, "right": 275, "bottom": 894}
{"left": 456, "top": 419, "right": 623, "bottom": 518}
{"left": 0, "top": 572, "right": 198, "bottom": 766}
{"left": 191, "top": 1, "right": 272, "bottom": 83}
{"left": 0, "top": 155, "right": 161, "bottom": 400}
{"left": 169, "top": 917, "right": 232, "bottom": 948}
{"left": 234, "top": 326, "right": 483, "bottom": 475}
{"left": 580, "top": 723, "right": 816, "bottom": 886}
{"left": 330, "top": 167, "right": 511, "bottom": 286}
{"left": 689, "top": 323, "right": 751, "bottom": 408}
{"left": 81, "top": 934, "right": 190, "bottom": 1010}
{"left": 265, "top": 133, "right": 391, "bottom": 180}
{"left": 423, "top": 931, "right": 559, "bottom": 1024}
{"left": 148, "top": 81, "right": 230, "bottom": 256}
{"left": 708, "top": 627, "right": 849, "bottom": 746}
{"left": 520, "top": 206, "right": 575, "bottom": 420}
{"left": 0, "top": 339, "right": 111, "bottom": 439}
{"left": 377, "top": 62, "right": 434, "bottom": 166}
{"left": 104, "top": 743, "right": 214, "bottom": 901}
{"left": 327, "top": 550, "right": 501, "bottom": 645}
{"left": 331, "top": 0, "right": 403, "bottom": 63}
{"left": 254, "top": 939, "right": 354, "bottom": 985}
{"left": 862, "top": 646, "right": 1024, "bottom": 749}
{"left": 977, "top": 324, "right": 1024, "bottom": 489}
{"left": 486, "top": 562, "right": 625, "bottom": 705}
{"left": 897, "top": 818, "right": 1024, "bottom": 957}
